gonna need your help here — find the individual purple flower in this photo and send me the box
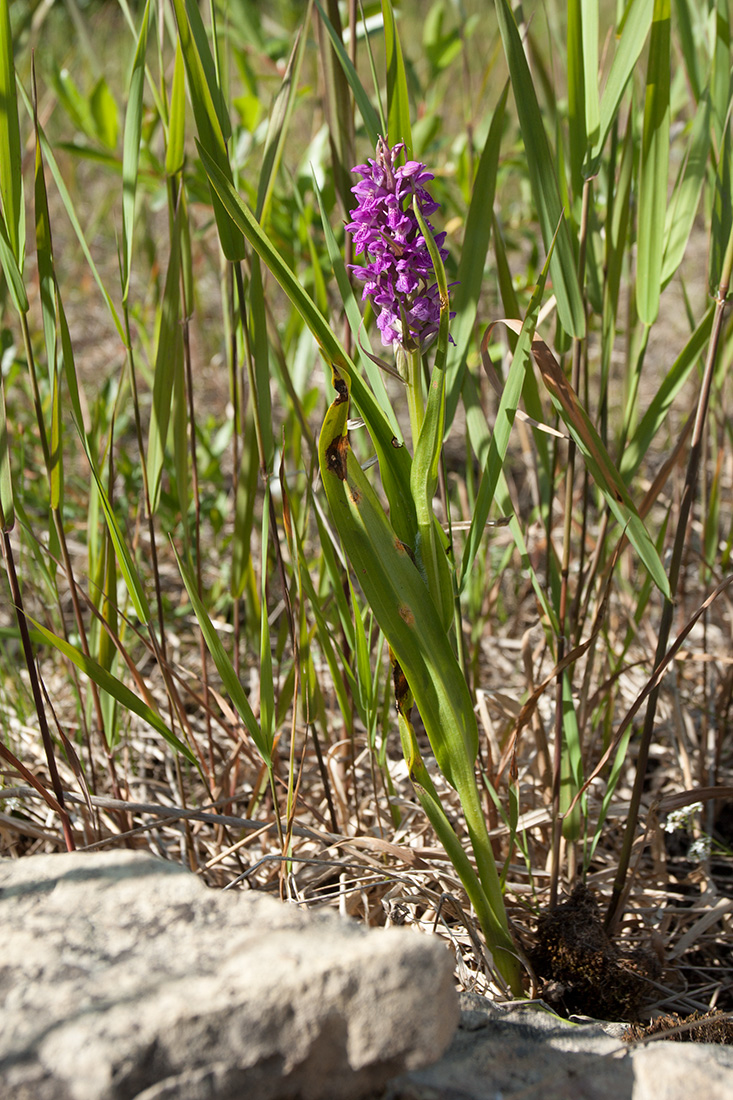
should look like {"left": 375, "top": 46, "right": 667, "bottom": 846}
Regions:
{"left": 346, "top": 137, "right": 451, "bottom": 348}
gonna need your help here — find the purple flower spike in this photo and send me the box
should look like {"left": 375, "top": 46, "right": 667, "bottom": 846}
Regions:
{"left": 346, "top": 137, "right": 451, "bottom": 349}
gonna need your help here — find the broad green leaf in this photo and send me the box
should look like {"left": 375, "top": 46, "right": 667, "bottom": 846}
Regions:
{"left": 0, "top": 0, "right": 23, "bottom": 263}
{"left": 318, "top": 363, "right": 479, "bottom": 786}
{"left": 396, "top": 695, "right": 520, "bottom": 992}
{"left": 27, "top": 616, "right": 197, "bottom": 765}
{"left": 165, "top": 41, "right": 186, "bottom": 176}
{"left": 89, "top": 76, "right": 119, "bottom": 150}
{"left": 382, "top": 0, "right": 412, "bottom": 155}
{"left": 121, "top": 0, "right": 151, "bottom": 303}
{"left": 174, "top": 546, "right": 271, "bottom": 765}
{"left": 636, "top": 0, "right": 671, "bottom": 325}
{"left": 710, "top": 0, "right": 731, "bottom": 142}
{"left": 588, "top": 0, "right": 654, "bottom": 170}
{"left": 494, "top": 0, "right": 585, "bottom": 338}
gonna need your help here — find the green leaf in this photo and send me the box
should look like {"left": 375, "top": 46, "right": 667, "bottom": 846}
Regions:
{"left": 587, "top": 0, "right": 654, "bottom": 170}
{"left": 174, "top": 546, "right": 271, "bottom": 765}
{"left": 0, "top": 365, "right": 14, "bottom": 531}
{"left": 494, "top": 0, "right": 585, "bottom": 338}
{"left": 319, "top": 366, "right": 480, "bottom": 788}
{"left": 0, "top": 204, "right": 28, "bottom": 314}
{"left": 661, "top": 91, "right": 710, "bottom": 287}
{"left": 166, "top": 41, "right": 186, "bottom": 176}
{"left": 636, "top": 0, "right": 671, "bottom": 325}
{"left": 27, "top": 616, "right": 197, "bottom": 765}
{"left": 171, "top": 0, "right": 244, "bottom": 262}
{"left": 446, "top": 83, "right": 509, "bottom": 427}
{"left": 121, "top": 0, "right": 151, "bottom": 302}
{"left": 382, "top": 0, "right": 412, "bottom": 155}
{"left": 460, "top": 251, "right": 553, "bottom": 590}
{"left": 146, "top": 210, "right": 182, "bottom": 513}
{"left": 314, "top": 0, "right": 381, "bottom": 146}
{"left": 0, "top": 0, "right": 24, "bottom": 263}
{"left": 90, "top": 76, "right": 119, "bottom": 150}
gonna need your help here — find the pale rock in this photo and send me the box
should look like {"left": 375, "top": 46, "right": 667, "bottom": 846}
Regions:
{"left": 0, "top": 850, "right": 459, "bottom": 1099}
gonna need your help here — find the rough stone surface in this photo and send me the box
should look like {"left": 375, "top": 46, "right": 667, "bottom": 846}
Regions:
{"left": 383, "top": 992, "right": 733, "bottom": 1100}
{"left": 0, "top": 850, "right": 459, "bottom": 1100}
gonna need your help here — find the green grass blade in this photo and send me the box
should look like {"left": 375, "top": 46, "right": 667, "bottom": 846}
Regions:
{"left": 0, "top": 366, "right": 13, "bottom": 531}
{"left": 258, "top": 489, "right": 275, "bottom": 755}
{"left": 446, "top": 83, "right": 509, "bottom": 427}
{"left": 588, "top": 0, "right": 654, "bottom": 169}
{"left": 26, "top": 616, "right": 197, "bottom": 765}
{"left": 171, "top": 0, "right": 244, "bottom": 262}
{"left": 0, "top": 205, "right": 28, "bottom": 314}
{"left": 174, "top": 545, "right": 271, "bottom": 765}
{"left": 0, "top": 0, "right": 23, "bottom": 263}
{"left": 256, "top": 8, "right": 311, "bottom": 226}
{"left": 18, "top": 82, "right": 124, "bottom": 339}
{"left": 672, "top": 0, "right": 702, "bottom": 102}
{"left": 382, "top": 0, "right": 412, "bottom": 154}
{"left": 711, "top": 0, "right": 731, "bottom": 141}
{"left": 619, "top": 305, "right": 714, "bottom": 481}
{"left": 635, "top": 0, "right": 671, "bottom": 325}
{"left": 661, "top": 91, "right": 711, "bottom": 288}
{"left": 33, "top": 87, "right": 56, "bottom": 387}
{"left": 534, "top": 337, "right": 671, "bottom": 597}
{"left": 314, "top": 0, "right": 381, "bottom": 146}
{"left": 460, "top": 252, "right": 552, "bottom": 592}
{"left": 165, "top": 41, "right": 186, "bottom": 177}
{"left": 121, "top": 0, "right": 151, "bottom": 303}
{"left": 582, "top": 0, "right": 600, "bottom": 144}
{"left": 494, "top": 0, "right": 585, "bottom": 338}
{"left": 146, "top": 209, "right": 182, "bottom": 513}
{"left": 709, "top": 109, "right": 732, "bottom": 295}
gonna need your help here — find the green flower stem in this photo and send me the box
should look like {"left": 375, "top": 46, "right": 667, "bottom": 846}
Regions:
{"left": 396, "top": 343, "right": 425, "bottom": 450}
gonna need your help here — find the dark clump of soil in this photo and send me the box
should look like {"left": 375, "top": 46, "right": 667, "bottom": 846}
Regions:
{"left": 624, "top": 1011, "right": 733, "bottom": 1044}
{"left": 529, "top": 884, "right": 661, "bottom": 1021}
